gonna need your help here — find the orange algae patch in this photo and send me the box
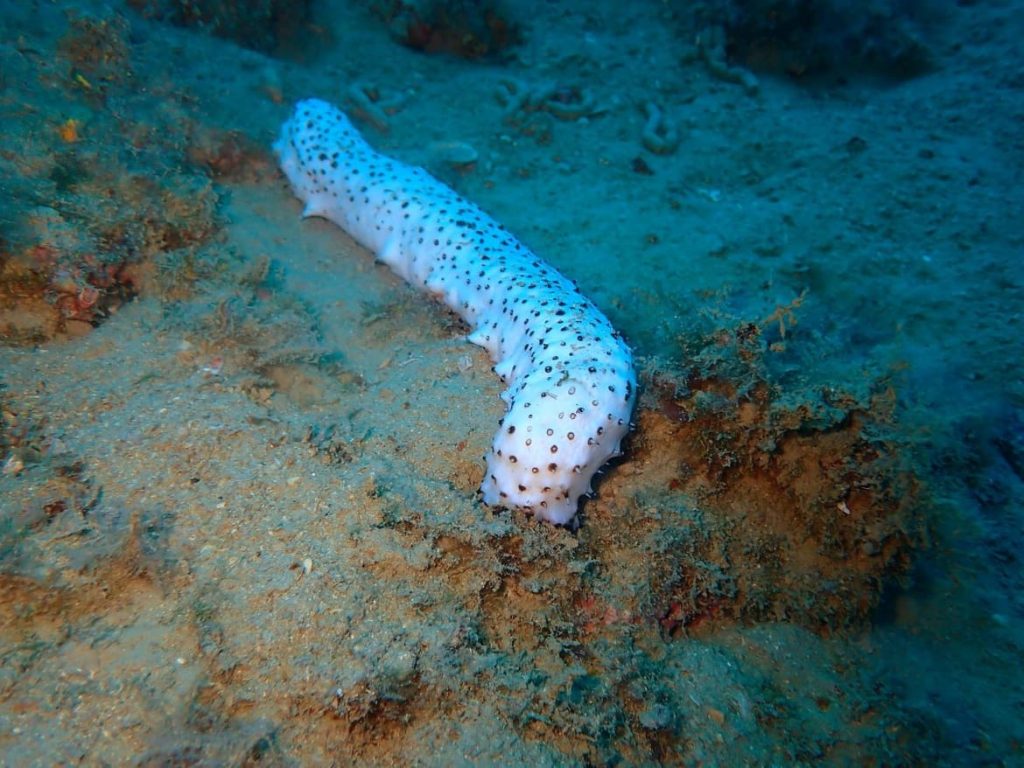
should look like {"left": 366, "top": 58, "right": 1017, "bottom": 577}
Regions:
{"left": 57, "top": 119, "right": 81, "bottom": 143}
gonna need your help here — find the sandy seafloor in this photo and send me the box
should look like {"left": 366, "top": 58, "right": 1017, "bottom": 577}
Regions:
{"left": 0, "top": 0, "right": 1022, "bottom": 765}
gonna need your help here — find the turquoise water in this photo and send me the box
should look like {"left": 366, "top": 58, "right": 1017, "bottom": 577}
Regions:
{"left": 0, "top": 1, "right": 1020, "bottom": 765}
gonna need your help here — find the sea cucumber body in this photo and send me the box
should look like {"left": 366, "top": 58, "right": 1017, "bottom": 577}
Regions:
{"left": 275, "top": 99, "right": 635, "bottom": 524}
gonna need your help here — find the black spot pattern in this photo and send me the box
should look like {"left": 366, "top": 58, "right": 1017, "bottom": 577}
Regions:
{"left": 275, "top": 99, "right": 636, "bottom": 525}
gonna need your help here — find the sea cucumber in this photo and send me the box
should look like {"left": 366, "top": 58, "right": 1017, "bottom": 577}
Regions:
{"left": 274, "top": 99, "right": 636, "bottom": 524}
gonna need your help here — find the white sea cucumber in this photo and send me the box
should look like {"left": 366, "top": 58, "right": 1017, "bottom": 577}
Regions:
{"left": 274, "top": 99, "right": 636, "bottom": 524}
